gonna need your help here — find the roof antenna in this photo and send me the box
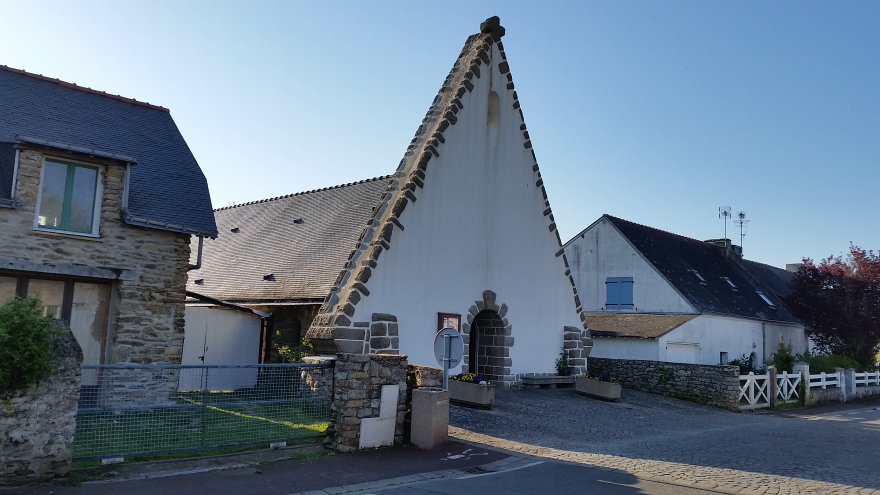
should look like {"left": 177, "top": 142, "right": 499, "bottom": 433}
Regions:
{"left": 735, "top": 211, "right": 750, "bottom": 254}
{"left": 718, "top": 207, "right": 731, "bottom": 240}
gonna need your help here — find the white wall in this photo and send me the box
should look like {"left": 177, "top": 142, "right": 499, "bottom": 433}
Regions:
{"left": 565, "top": 220, "right": 695, "bottom": 313}
{"left": 590, "top": 337, "right": 658, "bottom": 361}
{"left": 763, "top": 322, "right": 809, "bottom": 361}
{"left": 661, "top": 315, "right": 764, "bottom": 366}
{"left": 352, "top": 42, "right": 582, "bottom": 375}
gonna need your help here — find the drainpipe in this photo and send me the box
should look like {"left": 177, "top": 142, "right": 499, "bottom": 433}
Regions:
{"left": 188, "top": 236, "right": 204, "bottom": 271}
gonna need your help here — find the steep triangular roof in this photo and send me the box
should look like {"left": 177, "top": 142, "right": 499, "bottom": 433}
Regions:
{"left": 186, "top": 176, "right": 392, "bottom": 302}
{"left": 306, "top": 17, "right": 586, "bottom": 355}
{"left": 601, "top": 214, "right": 800, "bottom": 324}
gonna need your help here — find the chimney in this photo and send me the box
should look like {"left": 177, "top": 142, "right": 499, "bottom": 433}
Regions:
{"left": 785, "top": 263, "right": 804, "bottom": 273}
{"left": 704, "top": 238, "right": 742, "bottom": 259}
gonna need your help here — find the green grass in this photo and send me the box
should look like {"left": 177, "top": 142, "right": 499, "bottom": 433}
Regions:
{"left": 73, "top": 395, "right": 329, "bottom": 459}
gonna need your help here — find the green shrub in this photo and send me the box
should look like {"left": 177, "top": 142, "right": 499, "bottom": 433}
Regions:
{"left": 555, "top": 349, "right": 572, "bottom": 376}
{"left": 0, "top": 298, "right": 61, "bottom": 392}
{"left": 797, "top": 351, "right": 863, "bottom": 373}
{"left": 768, "top": 337, "right": 796, "bottom": 371}
{"left": 269, "top": 338, "right": 314, "bottom": 363}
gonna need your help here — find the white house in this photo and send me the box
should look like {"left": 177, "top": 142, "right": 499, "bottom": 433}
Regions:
{"left": 564, "top": 215, "right": 806, "bottom": 368}
{"left": 189, "top": 17, "right": 591, "bottom": 386}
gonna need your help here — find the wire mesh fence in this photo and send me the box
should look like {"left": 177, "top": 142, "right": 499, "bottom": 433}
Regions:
{"left": 74, "top": 363, "right": 333, "bottom": 460}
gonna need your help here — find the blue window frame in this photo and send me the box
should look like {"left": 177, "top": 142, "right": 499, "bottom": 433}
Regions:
{"left": 605, "top": 277, "right": 634, "bottom": 310}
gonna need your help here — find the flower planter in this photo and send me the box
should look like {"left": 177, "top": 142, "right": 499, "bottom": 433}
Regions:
{"left": 448, "top": 380, "right": 495, "bottom": 408}
{"left": 575, "top": 376, "right": 621, "bottom": 401}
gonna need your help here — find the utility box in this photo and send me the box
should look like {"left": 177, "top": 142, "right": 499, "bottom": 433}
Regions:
{"left": 410, "top": 388, "right": 449, "bottom": 449}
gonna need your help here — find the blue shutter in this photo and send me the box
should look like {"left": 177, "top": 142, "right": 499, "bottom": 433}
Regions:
{"left": 606, "top": 277, "right": 633, "bottom": 310}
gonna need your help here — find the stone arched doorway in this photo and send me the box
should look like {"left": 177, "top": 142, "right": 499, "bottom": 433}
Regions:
{"left": 462, "top": 290, "right": 513, "bottom": 384}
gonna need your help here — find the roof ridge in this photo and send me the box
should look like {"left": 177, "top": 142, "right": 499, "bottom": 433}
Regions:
{"left": 605, "top": 214, "right": 714, "bottom": 246}
{"left": 0, "top": 65, "right": 169, "bottom": 112}
{"left": 214, "top": 175, "right": 394, "bottom": 212}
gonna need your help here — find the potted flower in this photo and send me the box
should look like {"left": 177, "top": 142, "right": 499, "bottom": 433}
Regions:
{"left": 448, "top": 372, "right": 495, "bottom": 407}
{"left": 575, "top": 373, "right": 621, "bottom": 401}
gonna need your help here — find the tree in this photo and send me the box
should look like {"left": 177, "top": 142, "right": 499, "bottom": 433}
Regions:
{"left": 784, "top": 245, "right": 880, "bottom": 368}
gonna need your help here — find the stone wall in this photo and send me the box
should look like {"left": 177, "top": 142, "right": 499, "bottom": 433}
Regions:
{"left": 0, "top": 148, "right": 191, "bottom": 364}
{"left": 328, "top": 353, "right": 408, "bottom": 452}
{"left": 589, "top": 357, "right": 740, "bottom": 411}
{"left": 1, "top": 331, "right": 82, "bottom": 486}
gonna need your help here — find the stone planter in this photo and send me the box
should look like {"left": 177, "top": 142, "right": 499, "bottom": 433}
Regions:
{"left": 448, "top": 380, "right": 495, "bottom": 408}
{"left": 575, "top": 376, "right": 621, "bottom": 401}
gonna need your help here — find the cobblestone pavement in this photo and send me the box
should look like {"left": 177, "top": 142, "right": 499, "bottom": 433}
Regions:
{"left": 449, "top": 388, "right": 880, "bottom": 495}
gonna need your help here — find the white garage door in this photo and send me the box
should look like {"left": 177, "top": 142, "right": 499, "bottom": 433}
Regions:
{"left": 181, "top": 307, "right": 262, "bottom": 391}
{"left": 666, "top": 343, "right": 700, "bottom": 364}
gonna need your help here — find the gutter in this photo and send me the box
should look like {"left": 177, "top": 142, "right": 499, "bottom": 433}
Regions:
{"left": 188, "top": 236, "right": 204, "bottom": 271}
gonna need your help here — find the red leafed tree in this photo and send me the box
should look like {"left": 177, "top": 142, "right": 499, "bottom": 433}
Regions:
{"left": 784, "top": 245, "right": 880, "bottom": 368}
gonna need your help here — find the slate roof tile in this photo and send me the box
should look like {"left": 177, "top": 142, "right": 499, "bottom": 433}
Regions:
{"left": 187, "top": 176, "right": 392, "bottom": 302}
{"left": 0, "top": 66, "right": 217, "bottom": 236}
{"left": 605, "top": 215, "right": 800, "bottom": 325}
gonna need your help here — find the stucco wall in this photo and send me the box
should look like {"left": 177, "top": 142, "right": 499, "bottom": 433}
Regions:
{"left": 566, "top": 220, "right": 695, "bottom": 313}
{"left": 590, "top": 337, "right": 658, "bottom": 361}
{"left": 341, "top": 41, "right": 583, "bottom": 376}
{"left": 0, "top": 149, "right": 191, "bottom": 364}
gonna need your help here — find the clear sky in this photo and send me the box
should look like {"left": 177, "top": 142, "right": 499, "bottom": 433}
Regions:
{"left": 1, "top": 1, "right": 877, "bottom": 268}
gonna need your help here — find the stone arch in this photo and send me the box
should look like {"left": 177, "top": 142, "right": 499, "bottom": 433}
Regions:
{"left": 462, "top": 290, "right": 514, "bottom": 385}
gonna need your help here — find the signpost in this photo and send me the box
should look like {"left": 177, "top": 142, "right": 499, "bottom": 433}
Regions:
{"left": 433, "top": 327, "right": 463, "bottom": 390}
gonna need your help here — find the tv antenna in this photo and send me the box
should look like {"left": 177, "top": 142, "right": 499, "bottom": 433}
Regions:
{"left": 735, "top": 211, "right": 750, "bottom": 253}
{"left": 718, "top": 207, "right": 732, "bottom": 240}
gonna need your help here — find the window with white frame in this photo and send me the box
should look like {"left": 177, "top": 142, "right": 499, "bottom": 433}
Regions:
{"left": 35, "top": 158, "right": 101, "bottom": 235}
{"left": 605, "top": 277, "right": 634, "bottom": 310}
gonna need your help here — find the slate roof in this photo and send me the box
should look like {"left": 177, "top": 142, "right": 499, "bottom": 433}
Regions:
{"left": 186, "top": 176, "right": 392, "bottom": 303}
{"left": 583, "top": 313, "right": 696, "bottom": 339}
{"left": 602, "top": 215, "right": 801, "bottom": 325}
{"left": 0, "top": 66, "right": 217, "bottom": 236}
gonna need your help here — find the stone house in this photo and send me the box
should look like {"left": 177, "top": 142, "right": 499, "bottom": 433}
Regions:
{"left": 564, "top": 214, "right": 806, "bottom": 368}
{"left": 187, "top": 17, "right": 591, "bottom": 385}
{"left": 0, "top": 66, "right": 218, "bottom": 365}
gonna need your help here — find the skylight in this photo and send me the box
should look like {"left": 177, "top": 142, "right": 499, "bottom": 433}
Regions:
{"left": 721, "top": 277, "right": 737, "bottom": 289}
{"left": 691, "top": 270, "right": 706, "bottom": 282}
{"left": 756, "top": 291, "right": 775, "bottom": 307}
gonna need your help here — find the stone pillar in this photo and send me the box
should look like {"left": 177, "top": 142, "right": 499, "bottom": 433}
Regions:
{"left": 767, "top": 366, "right": 778, "bottom": 409}
{"left": 410, "top": 388, "right": 449, "bottom": 449}
{"left": 793, "top": 362, "right": 812, "bottom": 406}
{"left": 328, "top": 353, "right": 407, "bottom": 453}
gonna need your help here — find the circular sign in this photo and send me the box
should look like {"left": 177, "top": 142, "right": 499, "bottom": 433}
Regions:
{"left": 433, "top": 327, "right": 464, "bottom": 368}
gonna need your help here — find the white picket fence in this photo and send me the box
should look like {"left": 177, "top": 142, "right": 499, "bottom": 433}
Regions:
{"left": 739, "top": 371, "right": 802, "bottom": 411}
{"left": 854, "top": 371, "right": 880, "bottom": 386}
{"left": 809, "top": 371, "right": 840, "bottom": 389}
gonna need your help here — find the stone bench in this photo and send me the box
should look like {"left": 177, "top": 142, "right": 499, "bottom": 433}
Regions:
{"left": 521, "top": 374, "right": 576, "bottom": 389}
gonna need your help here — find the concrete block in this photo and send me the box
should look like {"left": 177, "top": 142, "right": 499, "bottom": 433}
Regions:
{"left": 410, "top": 388, "right": 449, "bottom": 450}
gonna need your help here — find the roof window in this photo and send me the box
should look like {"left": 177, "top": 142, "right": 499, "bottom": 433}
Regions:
{"left": 690, "top": 270, "right": 706, "bottom": 282}
{"left": 756, "top": 291, "right": 775, "bottom": 307}
{"left": 721, "top": 277, "right": 737, "bottom": 289}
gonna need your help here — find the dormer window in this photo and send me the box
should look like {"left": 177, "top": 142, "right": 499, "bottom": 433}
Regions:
{"left": 756, "top": 291, "right": 775, "bottom": 307}
{"left": 35, "top": 158, "right": 101, "bottom": 236}
{"left": 721, "top": 277, "right": 737, "bottom": 289}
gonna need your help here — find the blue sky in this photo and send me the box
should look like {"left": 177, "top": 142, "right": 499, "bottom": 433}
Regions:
{"left": 1, "top": 1, "right": 877, "bottom": 268}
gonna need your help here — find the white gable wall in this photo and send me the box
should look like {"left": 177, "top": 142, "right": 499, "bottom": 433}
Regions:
{"left": 353, "top": 42, "right": 581, "bottom": 375}
{"left": 566, "top": 220, "right": 695, "bottom": 313}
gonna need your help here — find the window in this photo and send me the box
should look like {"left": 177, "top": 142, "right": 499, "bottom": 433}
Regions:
{"left": 756, "top": 291, "right": 775, "bottom": 307}
{"left": 720, "top": 352, "right": 729, "bottom": 365}
{"left": 605, "top": 277, "right": 634, "bottom": 310}
{"left": 1, "top": 272, "right": 110, "bottom": 365}
{"left": 36, "top": 159, "right": 101, "bottom": 235}
{"left": 690, "top": 270, "right": 706, "bottom": 282}
{"left": 721, "top": 276, "right": 737, "bottom": 289}
{"left": 437, "top": 313, "right": 461, "bottom": 333}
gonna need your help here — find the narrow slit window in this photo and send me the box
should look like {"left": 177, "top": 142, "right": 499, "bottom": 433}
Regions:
{"left": 756, "top": 291, "right": 775, "bottom": 307}
{"left": 487, "top": 91, "right": 500, "bottom": 127}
